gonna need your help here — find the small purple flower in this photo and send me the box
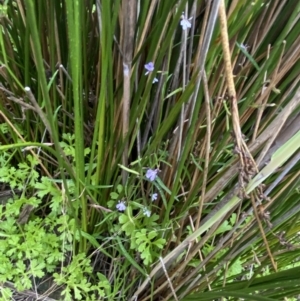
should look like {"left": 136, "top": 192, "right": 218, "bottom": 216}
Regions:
{"left": 143, "top": 207, "right": 151, "bottom": 217}
{"left": 145, "top": 168, "right": 159, "bottom": 182}
{"left": 144, "top": 62, "right": 154, "bottom": 75}
{"left": 180, "top": 15, "right": 192, "bottom": 31}
{"left": 151, "top": 193, "right": 158, "bottom": 201}
{"left": 116, "top": 200, "right": 126, "bottom": 211}
{"left": 144, "top": 62, "right": 159, "bottom": 83}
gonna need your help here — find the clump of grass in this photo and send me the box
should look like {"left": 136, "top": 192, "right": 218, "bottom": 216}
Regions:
{"left": 0, "top": 0, "right": 300, "bottom": 300}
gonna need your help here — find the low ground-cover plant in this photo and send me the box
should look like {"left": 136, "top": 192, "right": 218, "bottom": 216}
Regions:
{"left": 0, "top": 0, "right": 300, "bottom": 300}
{"left": 0, "top": 147, "right": 112, "bottom": 300}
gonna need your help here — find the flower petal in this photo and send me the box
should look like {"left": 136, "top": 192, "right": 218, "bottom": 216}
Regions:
{"left": 145, "top": 168, "right": 158, "bottom": 181}
{"left": 143, "top": 207, "right": 151, "bottom": 217}
{"left": 144, "top": 62, "right": 155, "bottom": 72}
{"left": 116, "top": 201, "right": 126, "bottom": 211}
{"left": 151, "top": 193, "right": 158, "bottom": 201}
{"left": 180, "top": 18, "right": 192, "bottom": 30}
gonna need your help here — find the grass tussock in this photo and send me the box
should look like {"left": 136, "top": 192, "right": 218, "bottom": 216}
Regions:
{"left": 0, "top": 0, "right": 300, "bottom": 300}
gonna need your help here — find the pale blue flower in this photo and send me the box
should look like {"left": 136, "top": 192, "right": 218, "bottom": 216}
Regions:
{"left": 116, "top": 200, "right": 126, "bottom": 211}
{"left": 240, "top": 43, "right": 249, "bottom": 51}
{"left": 143, "top": 207, "right": 151, "bottom": 217}
{"left": 144, "top": 62, "right": 155, "bottom": 75}
{"left": 151, "top": 193, "right": 158, "bottom": 201}
{"left": 180, "top": 15, "right": 192, "bottom": 31}
{"left": 145, "top": 62, "right": 159, "bottom": 83}
{"left": 146, "top": 168, "right": 159, "bottom": 182}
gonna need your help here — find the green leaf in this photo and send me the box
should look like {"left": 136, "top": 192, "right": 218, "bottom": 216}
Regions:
{"left": 228, "top": 258, "right": 243, "bottom": 277}
{"left": 215, "top": 220, "right": 232, "bottom": 235}
{"left": 119, "top": 214, "right": 135, "bottom": 236}
{"left": 117, "top": 184, "right": 123, "bottom": 193}
{"left": 147, "top": 230, "right": 157, "bottom": 240}
{"left": 140, "top": 248, "right": 152, "bottom": 265}
{"left": 153, "top": 238, "right": 166, "bottom": 249}
{"left": 74, "top": 286, "right": 83, "bottom": 300}
{"left": 34, "top": 177, "right": 56, "bottom": 198}
{"left": 230, "top": 213, "right": 237, "bottom": 225}
{"left": 110, "top": 192, "right": 119, "bottom": 199}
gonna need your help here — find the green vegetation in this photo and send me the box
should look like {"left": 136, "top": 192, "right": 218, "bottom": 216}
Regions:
{"left": 0, "top": 0, "right": 300, "bottom": 300}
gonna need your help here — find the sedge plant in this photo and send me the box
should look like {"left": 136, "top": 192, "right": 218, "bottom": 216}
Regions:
{"left": 0, "top": 0, "right": 300, "bottom": 300}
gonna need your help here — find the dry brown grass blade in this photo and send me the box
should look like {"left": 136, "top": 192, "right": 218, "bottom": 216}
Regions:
{"left": 121, "top": 0, "right": 136, "bottom": 183}
{"left": 218, "top": 0, "right": 242, "bottom": 150}
{"left": 251, "top": 44, "right": 272, "bottom": 142}
{"left": 25, "top": 88, "right": 52, "bottom": 136}
{"left": 167, "top": 1, "right": 219, "bottom": 213}
{"left": 203, "top": 87, "right": 300, "bottom": 206}
{"left": 166, "top": 221, "right": 224, "bottom": 299}
{"left": 256, "top": 87, "right": 300, "bottom": 166}
{"left": 218, "top": 0, "right": 258, "bottom": 205}
{"left": 250, "top": 194, "right": 277, "bottom": 272}
{"left": 185, "top": 0, "right": 212, "bottom": 231}
{"left": 271, "top": 160, "right": 300, "bottom": 203}
{"left": 194, "top": 71, "right": 211, "bottom": 230}
{"left": 134, "top": 0, "right": 158, "bottom": 56}
{"left": 3, "top": 281, "right": 58, "bottom": 301}
{"left": 159, "top": 257, "right": 179, "bottom": 301}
